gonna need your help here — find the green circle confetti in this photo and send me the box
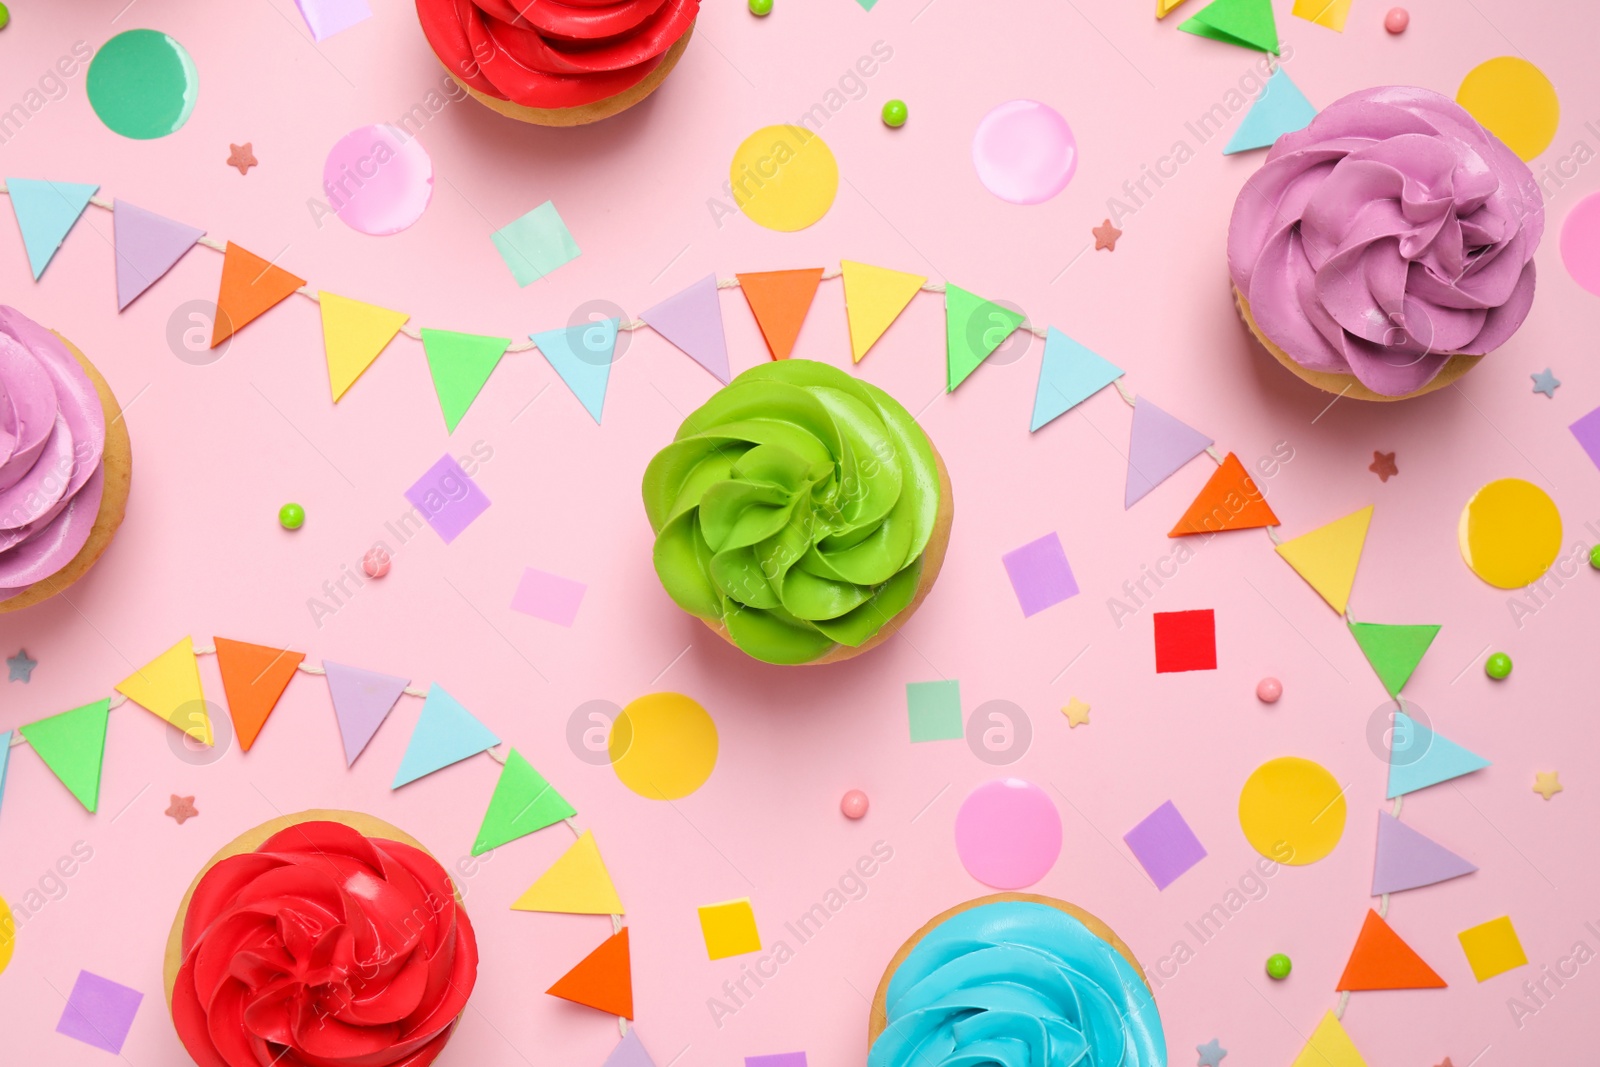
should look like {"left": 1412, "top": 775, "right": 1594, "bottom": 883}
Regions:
{"left": 87, "top": 30, "right": 198, "bottom": 140}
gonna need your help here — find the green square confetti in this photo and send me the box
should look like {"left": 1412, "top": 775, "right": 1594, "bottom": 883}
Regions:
{"left": 491, "top": 201, "right": 581, "bottom": 287}
{"left": 906, "top": 680, "right": 962, "bottom": 742}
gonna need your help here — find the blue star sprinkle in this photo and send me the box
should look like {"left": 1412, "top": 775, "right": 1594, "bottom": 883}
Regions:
{"left": 7, "top": 648, "right": 37, "bottom": 683}
{"left": 1197, "top": 1038, "right": 1228, "bottom": 1067}
{"left": 1531, "top": 368, "right": 1561, "bottom": 398}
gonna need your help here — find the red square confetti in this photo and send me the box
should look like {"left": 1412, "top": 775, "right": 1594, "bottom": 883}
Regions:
{"left": 1153, "top": 609, "right": 1216, "bottom": 673}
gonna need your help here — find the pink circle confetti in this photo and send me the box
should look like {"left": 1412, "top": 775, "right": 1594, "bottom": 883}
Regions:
{"left": 954, "top": 778, "right": 1062, "bottom": 889}
{"left": 322, "top": 124, "right": 434, "bottom": 236}
{"left": 1561, "top": 192, "right": 1600, "bottom": 297}
{"left": 840, "top": 789, "right": 869, "bottom": 819}
{"left": 1383, "top": 7, "right": 1409, "bottom": 33}
{"left": 971, "top": 100, "right": 1077, "bottom": 205}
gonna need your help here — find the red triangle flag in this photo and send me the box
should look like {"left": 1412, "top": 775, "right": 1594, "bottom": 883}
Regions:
{"left": 736, "top": 268, "right": 824, "bottom": 360}
{"left": 1169, "top": 452, "right": 1280, "bottom": 536}
{"left": 213, "top": 638, "right": 305, "bottom": 751}
{"left": 547, "top": 927, "right": 633, "bottom": 1018}
{"left": 212, "top": 242, "right": 307, "bottom": 348}
{"left": 1335, "top": 909, "right": 1447, "bottom": 991}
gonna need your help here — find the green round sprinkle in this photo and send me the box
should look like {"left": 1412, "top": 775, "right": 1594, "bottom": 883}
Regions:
{"left": 0, "top": 6, "right": 11, "bottom": 31}
{"left": 882, "top": 99, "right": 909, "bottom": 128}
{"left": 1590, "top": 544, "right": 1600, "bottom": 569}
{"left": 278, "top": 502, "right": 306, "bottom": 531}
{"left": 748, "top": 0, "right": 773, "bottom": 15}
{"left": 1266, "top": 953, "right": 1292, "bottom": 980}
{"left": 1485, "top": 652, "right": 1512, "bottom": 680}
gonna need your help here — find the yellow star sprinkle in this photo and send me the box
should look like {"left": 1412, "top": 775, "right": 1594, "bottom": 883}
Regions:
{"left": 1062, "top": 698, "right": 1091, "bottom": 728}
{"left": 1532, "top": 771, "right": 1563, "bottom": 801}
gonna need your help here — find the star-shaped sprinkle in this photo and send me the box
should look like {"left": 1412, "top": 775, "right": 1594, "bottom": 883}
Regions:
{"left": 7, "top": 648, "right": 36, "bottom": 682}
{"left": 1196, "top": 1038, "right": 1228, "bottom": 1067}
{"left": 166, "top": 795, "right": 199, "bottom": 824}
{"left": 1533, "top": 771, "right": 1563, "bottom": 801}
{"left": 227, "top": 143, "right": 257, "bottom": 175}
{"left": 1435, "top": 1059, "right": 1454, "bottom": 1067}
{"left": 1531, "top": 368, "right": 1561, "bottom": 398}
{"left": 1062, "top": 697, "right": 1091, "bottom": 728}
{"left": 1092, "top": 219, "right": 1122, "bottom": 251}
{"left": 1369, "top": 450, "right": 1398, "bottom": 482}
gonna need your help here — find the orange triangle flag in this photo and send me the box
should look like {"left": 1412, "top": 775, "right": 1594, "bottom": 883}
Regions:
{"left": 547, "top": 927, "right": 633, "bottom": 1018}
{"left": 736, "top": 268, "right": 825, "bottom": 360}
{"left": 1336, "top": 909, "right": 1447, "bottom": 991}
{"left": 212, "top": 241, "right": 307, "bottom": 348}
{"left": 1169, "top": 452, "right": 1280, "bottom": 536}
{"left": 213, "top": 638, "right": 305, "bottom": 751}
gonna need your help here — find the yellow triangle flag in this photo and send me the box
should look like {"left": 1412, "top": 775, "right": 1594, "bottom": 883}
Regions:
{"left": 320, "top": 291, "right": 410, "bottom": 401}
{"left": 115, "top": 636, "right": 213, "bottom": 745}
{"left": 1290, "top": 1011, "right": 1368, "bottom": 1067}
{"left": 511, "top": 830, "right": 624, "bottom": 915}
{"left": 1157, "top": 0, "right": 1190, "bottom": 16}
{"left": 841, "top": 260, "right": 927, "bottom": 363}
{"left": 1291, "top": 0, "right": 1351, "bottom": 31}
{"left": 1274, "top": 505, "right": 1372, "bottom": 614}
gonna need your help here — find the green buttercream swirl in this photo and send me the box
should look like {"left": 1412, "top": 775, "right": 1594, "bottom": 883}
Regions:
{"left": 642, "top": 360, "right": 943, "bottom": 665}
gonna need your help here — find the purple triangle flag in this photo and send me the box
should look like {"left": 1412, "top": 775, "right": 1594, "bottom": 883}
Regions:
{"left": 642, "top": 273, "right": 730, "bottom": 383}
{"left": 603, "top": 1028, "right": 658, "bottom": 1067}
{"left": 112, "top": 200, "right": 205, "bottom": 311}
{"left": 323, "top": 660, "right": 409, "bottom": 766}
{"left": 1124, "top": 398, "right": 1213, "bottom": 508}
{"left": 1371, "top": 811, "right": 1477, "bottom": 895}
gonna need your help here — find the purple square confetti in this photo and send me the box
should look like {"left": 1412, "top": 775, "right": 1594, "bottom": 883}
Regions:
{"left": 1123, "top": 800, "right": 1207, "bottom": 890}
{"left": 405, "top": 454, "right": 491, "bottom": 544}
{"left": 746, "top": 1055, "right": 808, "bottom": 1067}
{"left": 294, "top": 0, "right": 373, "bottom": 41}
{"left": 511, "top": 567, "right": 587, "bottom": 626}
{"left": 1570, "top": 405, "right": 1600, "bottom": 470}
{"left": 56, "top": 970, "right": 143, "bottom": 1054}
{"left": 1002, "top": 532, "right": 1079, "bottom": 617}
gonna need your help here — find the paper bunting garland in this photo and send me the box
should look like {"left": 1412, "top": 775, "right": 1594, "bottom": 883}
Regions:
{"left": 213, "top": 638, "right": 304, "bottom": 752}
{"left": 1179, "top": 0, "right": 1280, "bottom": 54}
{"left": 842, "top": 260, "right": 926, "bottom": 363}
{"left": 1289, "top": 1011, "right": 1367, "bottom": 1067}
{"left": 512, "top": 829, "right": 625, "bottom": 914}
{"left": 1224, "top": 69, "right": 1317, "bottom": 154}
{"left": 115, "top": 637, "right": 212, "bottom": 746}
{"left": 642, "top": 274, "right": 730, "bottom": 383}
{"left": 392, "top": 684, "right": 500, "bottom": 789}
{"left": 946, "top": 284, "right": 1024, "bottom": 392}
{"left": 1124, "top": 399, "right": 1213, "bottom": 508}
{"left": 212, "top": 242, "right": 307, "bottom": 348}
{"left": 321, "top": 293, "right": 409, "bottom": 402}
{"left": 1292, "top": 0, "right": 1350, "bottom": 31}
{"left": 548, "top": 928, "right": 634, "bottom": 1019}
{"left": 7, "top": 178, "right": 98, "bottom": 279}
{"left": 1372, "top": 811, "right": 1476, "bottom": 895}
{"left": 421, "top": 328, "right": 511, "bottom": 433}
{"left": 1348, "top": 621, "right": 1440, "bottom": 699}
{"left": 532, "top": 318, "right": 619, "bottom": 425}
{"left": 1274, "top": 506, "right": 1372, "bottom": 614}
{"left": 0, "top": 732, "right": 11, "bottom": 815}
{"left": 112, "top": 200, "right": 203, "bottom": 310}
{"left": 473, "top": 748, "right": 576, "bottom": 855}
{"left": 1156, "top": 0, "right": 1191, "bottom": 17}
{"left": 19, "top": 699, "right": 110, "bottom": 813}
{"left": 1030, "top": 327, "right": 1123, "bottom": 432}
{"left": 737, "top": 268, "right": 824, "bottom": 360}
{"left": 323, "top": 661, "right": 410, "bottom": 766}
{"left": 1388, "top": 711, "right": 1490, "bottom": 798}
{"left": 1336, "top": 909, "right": 1446, "bottom": 991}
{"left": 1169, "top": 452, "right": 1278, "bottom": 535}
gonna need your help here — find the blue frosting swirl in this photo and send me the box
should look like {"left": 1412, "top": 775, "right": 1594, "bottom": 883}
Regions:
{"left": 869, "top": 902, "right": 1166, "bottom": 1067}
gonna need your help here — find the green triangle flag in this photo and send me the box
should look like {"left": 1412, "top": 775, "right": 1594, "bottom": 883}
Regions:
{"left": 1179, "top": 0, "right": 1280, "bottom": 53}
{"left": 421, "top": 328, "right": 511, "bottom": 434}
{"left": 946, "top": 284, "right": 1025, "bottom": 392}
{"left": 20, "top": 698, "right": 110, "bottom": 812}
{"left": 473, "top": 748, "right": 577, "bottom": 856}
{"left": 1349, "top": 621, "right": 1441, "bottom": 699}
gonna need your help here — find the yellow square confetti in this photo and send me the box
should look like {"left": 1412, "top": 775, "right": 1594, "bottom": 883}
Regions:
{"left": 698, "top": 899, "right": 762, "bottom": 961}
{"left": 1458, "top": 915, "right": 1527, "bottom": 981}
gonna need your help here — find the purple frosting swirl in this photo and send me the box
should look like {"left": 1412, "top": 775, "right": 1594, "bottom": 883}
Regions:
{"left": 1228, "top": 86, "right": 1543, "bottom": 396}
{"left": 0, "top": 307, "right": 106, "bottom": 601}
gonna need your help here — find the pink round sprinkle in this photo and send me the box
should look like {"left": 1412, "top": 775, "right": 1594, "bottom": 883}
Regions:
{"left": 1256, "top": 677, "right": 1283, "bottom": 703}
{"left": 954, "top": 778, "right": 1062, "bottom": 889}
{"left": 362, "top": 547, "right": 391, "bottom": 579}
{"left": 840, "top": 789, "right": 869, "bottom": 819}
{"left": 1384, "top": 7, "right": 1409, "bottom": 33}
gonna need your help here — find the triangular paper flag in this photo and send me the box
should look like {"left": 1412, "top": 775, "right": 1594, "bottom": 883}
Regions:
{"left": 1275, "top": 506, "right": 1373, "bottom": 614}
{"left": 213, "top": 638, "right": 304, "bottom": 752}
{"left": 421, "top": 328, "right": 510, "bottom": 433}
{"left": 320, "top": 292, "right": 409, "bottom": 402}
{"left": 1169, "top": 452, "right": 1279, "bottom": 535}
{"left": 841, "top": 260, "right": 926, "bottom": 363}
{"left": 1225, "top": 69, "right": 1318, "bottom": 154}
{"left": 1292, "top": 0, "right": 1350, "bottom": 31}
{"left": 1179, "top": 0, "right": 1280, "bottom": 53}
{"left": 737, "top": 268, "right": 824, "bottom": 360}
{"left": 19, "top": 699, "right": 110, "bottom": 812}
{"left": 603, "top": 1028, "right": 657, "bottom": 1067}
{"left": 1336, "top": 909, "right": 1447, "bottom": 990}
{"left": 7, "top": 178, "right": 98, "bottom": 279}
{"left": 112, "top": 200, "right": 203, "bottom": 309}
{"left": 0, "top": 731, "right": 11, "bottom": 816}
{"left": 547, "top": 928, "right": 633, "bottom": 1019}
{"left": 392, "top": 683, "right": 500, "bottom": 789}
{"left": 1156, "top": 0, "right": 1190, "bottom": 16}
{"left": 513, "top": 830, "right": 625, "bottom": 914}
{"left": 1125, "top": 399, "right": 1214, "bottom": 508}
{"left": 212, "top": 242, "right": 307, "bottom": 347}
{"left": 1030, "top": 327, "right": 1123, "bottom": 431}
{"left": 1289, "top": 1011, "right": 1367, "bottom": 1067}
{"left": 1388, "top": 711, "right": 1490, "bottom": 798}
{"left": 1348, "top": 621, "right": 1441, "bottom": 698}
{"left": 115, "top": 636, "right": 213, "bottom": 745}
{"left": 532, "top": 319, "right": 618, "bottom": 425}
{"left": 473, "top": 748, "right": 577, "bottom": 855}
{"left": 1372, "top": 811, "right": 1477, "bottom": 895}
{"left": 324, "top": 661, "right": 410, "bottom": 766}
{"left": 946, "top": 283, "right": 1025, "bottom": 392}
{"left": 642, "top": 274, "right": 730, "bottom": 383}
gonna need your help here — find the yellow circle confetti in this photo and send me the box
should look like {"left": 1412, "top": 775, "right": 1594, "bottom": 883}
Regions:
{"left": 0, "top": 895, "right": 14, "bottom": 976}
{"left": 1238, "top": 757, "right": 1347, "bottom": 865}
{"left": 729, "top": 124, "right": 839, "bottom": 232}
{"left": 1459, "top": 478, "right": 1562, "bottom": 588}
{"left": 1456, "top": 57, "right": 1560, "bottom": 161}
{"left": 609, "top": 692, "right": 718, "bottom": 800}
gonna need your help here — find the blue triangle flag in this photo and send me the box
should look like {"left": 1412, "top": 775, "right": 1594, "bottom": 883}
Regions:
{"left": 1224, "top": 69, "right": 1317, "bottom": 154}
{"left": 531, "top": 318, "right": 618, "bottom": 425}
{"left": 1387, "top": 711, "right": 1490, "bottom": 798}
{"left": 392, "top": 684, "right": 501, "bottom": 789}
{"left": 1031, "top": 327, "right": 1124, "bottom": 432}
{"left": 0, "top": 731, "right": 11, "bottom": 817}
{"left": 8, "top": 179, "right": 99, "bottom": 279}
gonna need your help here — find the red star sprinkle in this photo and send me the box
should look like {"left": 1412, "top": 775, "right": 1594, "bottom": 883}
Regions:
{"left": 1092, "top": 219, "right": 1122, "bottom": 251}
{"left": 227, "top": 143, "right": 257, "bottom": 175}
{"left": 165, "top": 795, "right": 199, "bottom": 824}
{"left": 1369, "top": 450, "right": 1398, "bottom": 481}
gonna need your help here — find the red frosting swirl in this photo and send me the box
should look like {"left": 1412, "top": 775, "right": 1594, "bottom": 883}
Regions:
{"left": 171, "top": 821, "right": 477, "bottom": 1067}
{"left": 415, "top": 0, "right": 699, "bottom": 110}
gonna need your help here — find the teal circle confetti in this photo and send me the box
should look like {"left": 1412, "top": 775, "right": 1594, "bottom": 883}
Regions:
{"left": 87, "top": 30, "right": 198, "bottom": 139}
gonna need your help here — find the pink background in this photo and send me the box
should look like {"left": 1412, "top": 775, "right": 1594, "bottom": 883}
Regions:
{"left": 2, "top": 1, "right": 1599, "bottom": 1064}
